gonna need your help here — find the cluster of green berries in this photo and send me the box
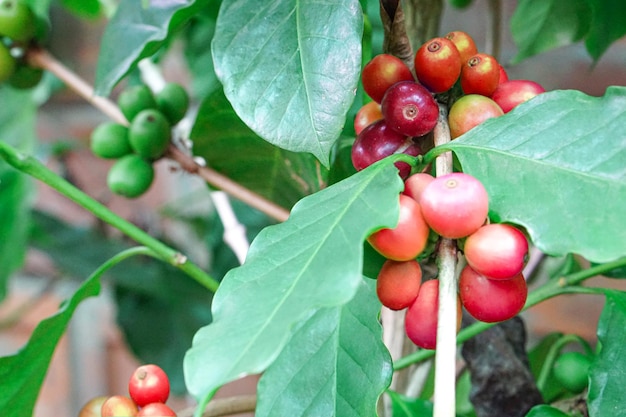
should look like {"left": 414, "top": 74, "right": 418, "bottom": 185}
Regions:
{"left": 0, "top": 0, "right": 44, "bottom": 89}
{"left": 90, "top": 83, "right": 189, "bottom": 198}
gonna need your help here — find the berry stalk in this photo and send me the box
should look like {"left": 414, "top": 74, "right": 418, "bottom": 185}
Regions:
{"left": 432, "top": 102, "right": 458, "bottom": 417}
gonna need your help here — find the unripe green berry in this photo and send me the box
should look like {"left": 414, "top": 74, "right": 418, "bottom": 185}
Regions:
{"left": 0, "top": 42, "right": 16, "bottom": 82}
{"left": 156, "top": 82, "right": 189, "bottom": 125}
{"left": 128, "top": 109, "right": 171, "bottom": 159}
{"left": 107, "top": 154, "right": 154, "bottom": 198}
{"left": 117, "top": 84, "right": 157, "bottom": 122}
{"left": 0, "top": 0, "right": 36, "bottom": 43}
{"left": 90, "top": 122, "right": 132, "bottom": 159}
{"left": 8, "top": 65, "right": 43, "bottom": 89}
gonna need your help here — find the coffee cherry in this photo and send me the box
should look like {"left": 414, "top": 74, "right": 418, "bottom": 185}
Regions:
{"left": 498, "top": 64, "right": 509, "bottom": 84}
{"left": 361, "top": 54, "right": 414, "bottom": 103}
{"left": 461, "top": 53, "right": 500, "bottom": 96}
{"left": 8, "top": 65, "right": 43, "bottom": 89}
{"left": 129, "top": 109, "right": 171, "bottom": 159}
{"left": 101, "top": 395, "right": 139, "bottom": 417}
{"left": 78, "top": 396, "right": 108, "bottom": 417}
{"left": 414, "top": 37, "right": 462, "bottom": 93}
{"left": 553, "top": 351, "right": 591, "bottom": 394}
{"left": 403, "top": 172, "right": 434, "bottom": 203}
{"left": 128, "top": 364, "right": 170, "bottom": 407}
{"left": 0, "top": 0, "right": 36, "bottom": 43}
{"left": 107, "top": 155, "right": 155, "bottom": 198}
{"left": 137, "top": 403, "right": 177, "bottom": 416}
{"left": 368, "top": 194, "right": 430, "bottom": 261}
{"left": 0, "top": 42, "right": 16, "bottom": 83}
{"left": 448, "top": 94, "right": 503, "bottom": 139}
{"left": 351, "top": 119, "right": 421, "bottom": 179}
{"left": 491, "top": 79, "right": 545, "bottom": 113}
{"left": 464, "top": 223, "right": 528, "bottom": 280}
{"left": 118, "top": 85, "right": 157, "bottom": 122}
{"left": 420, "top": 172, "right": 489, "bottom": 239}
{"left": 354, "top": 101, "right": 383, "bottom": 135}
{"left": 156, "top": 82, "right": 189, "bottom": 125}
{"left": 405, "top": 279, "right": 462, "bottom": 349}
{"left": 381, "top": 81, "right": 439, "bottom": 137}
{"left": 444, "top": 31, "right": 477, "bottom": 64}
{"left": 459, "top": 265, "right": 527, "bottom": 323}
{"left": 376, "top": 259, "right": 422, "bottom": 310}
{"left": 90, "top": 122, "right": 133, "bottom": 159}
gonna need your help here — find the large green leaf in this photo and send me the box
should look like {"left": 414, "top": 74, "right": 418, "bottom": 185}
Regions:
{"left": 510, "top": 0, "right": 591, "bottom": 63}
{"left": 588, "top": 290, "right": 626, "bottom": 416}
{"left": 443, "top": 87, "right": 626, "bottom": 263}
{"left": 388, "top": 390, "right": 434, "bottom": 417}
{"left": 585, "top": 0, "right": 626, "bottom": 61}
{"left": 184, "top": 160, "right": 403, "bottom": 411}
{"left": 211, "top": 0, "right": 363, "bottom": 165}
{"left": 0, "top": 88, "right": 37, "bottom": 301}
{"left": 94, "top": 0, "right": 206, "bottom": 96}
{"left": 255, "top": 279, "right": 392, "bottom": 417}
{"left": 191, "top": 89, "right": 328, "bottom": 209}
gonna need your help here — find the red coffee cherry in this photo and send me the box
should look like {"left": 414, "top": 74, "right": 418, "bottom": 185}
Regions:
{"left": 420, "top": 172, "right": 489, "bottom": 239}
{"left": 491, "top": 79, "right": 546, "bottom": 113}
{"left": 461, "top": 53, "right": 501, "bottom": 96}
{"left": 361, "top": 54, "right": 414, "bottom": 103}
{"left": 448, "top": 94, "right": 503, "bottom": 139}
{"left": 381, "top": 81, "right": 439, "bottom": 137}
{"left": 459, "top": 265, "right": 528, "bottom": 323}
{"left": 368, "top": 194, "right": 430, "bottom": 261}
{"left": 403, "top": 172, "right": 435, "bottom": 203}
{"left": 444, "top": 30, "right": 478, "bottom": 64}
{"left": 376, "top": 259, "right": 422, "bottom": 310}
{"left": 128, "top": 364, "right": 170, "bottom": 407}
{"left": 464, "top": 223, "right": 529, "bottom": 280}
{"left": 414, "top": 37, "right": 462, "bottom": 93}
{"left": 354, "top": 101, "right": 383, "bottom": 135}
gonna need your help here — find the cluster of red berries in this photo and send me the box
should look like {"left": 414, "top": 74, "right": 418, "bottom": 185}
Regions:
{"left": 369, "top": 172, "right": 529, "bottom": 350}
{"left": 352, "top": 31, "right": 545, "bottom": 178}
{"left": 78, "top": 364, "right": 176, "bottom": 417}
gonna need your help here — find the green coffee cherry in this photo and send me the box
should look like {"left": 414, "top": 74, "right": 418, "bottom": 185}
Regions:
{"left": 8, "top": 65, "right": 43, "bottom": 89}
{"left": 90, "top": 122, "right": 132, "bottom": 159}
{"left": 107, "top": 154, "right": 154, "bottom": 198}
{"left": 553, "top": 351, "right": 591, "bottom": 394}
{"left": 0, "top": 42, "right": 16, "bottom": 82}
{"left": 117, "top": 84, "right": 157, "bottom": 122}
{"left": 0, "top": 0, "right": 36, "bottom": 43}
{"left": 156, "top": 82, "right": 189, "bottom": 125}
{"left": 128, "top": 109, "right": 171, "bottom": 159}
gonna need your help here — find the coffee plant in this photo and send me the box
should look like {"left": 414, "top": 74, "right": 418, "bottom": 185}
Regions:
{"left": 0, "top": 0, "right": 625, "bottom": 417}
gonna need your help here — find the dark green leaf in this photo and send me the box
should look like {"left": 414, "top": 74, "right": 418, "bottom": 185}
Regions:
{"left": 184, "top": 160, "right": 403, "bottom": 408}
{"left": 191, "top": 89, "right": 328, "bottom": 209}
{"left": 256, "top": 279, "right": 391, "bottom": 417}
{"left": 527, "top": 332, "right": 567, "bottom": 402}
{"left": 585, "top": 0, "right": 626, "bottom": 61}
{"left": 0, "top": 260, "right": 101, "bottom": 417}
{"left": 510, "top": 0, "right": 591, "bottom": 63}
{"left": 444, "top": 87, "right": 626, "bottom": 263}
{"left": 588, "top": 290, "right": 626, "bottom": 416}
{"left": 388, "top": 390, "right": 433, "bottom": 417}
{"left": 211, "top": 0, "right": 363, "bottom": 165}
{"left": 59, "top": 0, "right": 102, "bottom": 19}
{"left": 592, "top": 257, "right": 626, "bottom": 278}
{"left": 525, "top": 405, "right": 569, "bottom": 417}
{"left": 95, "top": 0, "right": 205, "bottom": 96}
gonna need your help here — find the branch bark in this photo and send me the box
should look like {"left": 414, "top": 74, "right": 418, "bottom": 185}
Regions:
{"left": 178, "top": 394, "right": 257, "bottom": 417}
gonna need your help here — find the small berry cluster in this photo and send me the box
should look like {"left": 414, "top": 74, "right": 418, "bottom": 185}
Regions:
{"left": 0, "top": 0, "right": 43, "bottom": 89}
{"left": 352, "top": 31, "right": 545, "bottom": 177}
{"left": 78, "top": 364, "right": 176, "bottom": 417}
{"left": 90, "top": 83, "right": 189, "bottom": 198}
{"left": 370, "top": 172, "right": 529, "bottom": 349}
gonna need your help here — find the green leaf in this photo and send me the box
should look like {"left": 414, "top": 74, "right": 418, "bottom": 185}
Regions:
{"left": 588, "top": 290, "right": 626, "bottom": 416}
{"left": 184, "top": 160, "right": 403, "bottom": 409}
{"left": 585, "top": 0, "right": 626, "bottom": 61}
{"left": 211, "top": 0, "right": 363, "bottom": 165}
{"left": 443, "top": 87, "right": 626, "bottom": 264}
{"left": 527, "top": 332, "right": 567, "bottom": 402}
{"left": 59, "top": 0, "right": 102, "bottom": 19}
{"left": 388, "top": 390, "right": 434, "bottom": 417}
{"left": 94, "top": 0, "right": 205, "bottom": 96}
{"left": 256, "top": 279, "right": 391, "bottom": 417}
{"left": 592, "top": 257, "right": 626, "bottom": 278}
{"left": 191, "top": 89, "right": 328, "bottom": 209}
{"left": 0, "top": 271, "right": 101, "bottom": 417}
{"left": 510, "top": 0, "right": 591, "bottom": 63}
{"left": 525, "top": 405, "right": 569, "bottom": 417}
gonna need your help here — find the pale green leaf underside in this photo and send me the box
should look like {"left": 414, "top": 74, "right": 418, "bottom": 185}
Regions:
{"left": 211, "top": 0, "right": 363, "bottom": 165}
{"left": 184, "top": 160, "right": 402, "bottom": 407}
{"left": 446, "top": 87, "right": 626, "bottom": 263}
{"left": 255, "top": 279, "right": 392, "bottom": 417}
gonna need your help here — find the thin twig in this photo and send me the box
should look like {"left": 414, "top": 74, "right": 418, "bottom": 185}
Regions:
{"left": 432, "top": 102, "right": 458, "bottom": 417}
{"left": 178, "top": 395, "right": 257, "bottom": 417}
{"left": 25, "top": 47, "right": 290, "bottom": 223}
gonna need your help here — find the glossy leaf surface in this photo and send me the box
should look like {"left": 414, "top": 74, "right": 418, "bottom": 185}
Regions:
{"left": 443, "top": 87, "right": 626, "bottom": 263}
{"left": 211, "top": 0, "right": 363, "bottom": 165}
